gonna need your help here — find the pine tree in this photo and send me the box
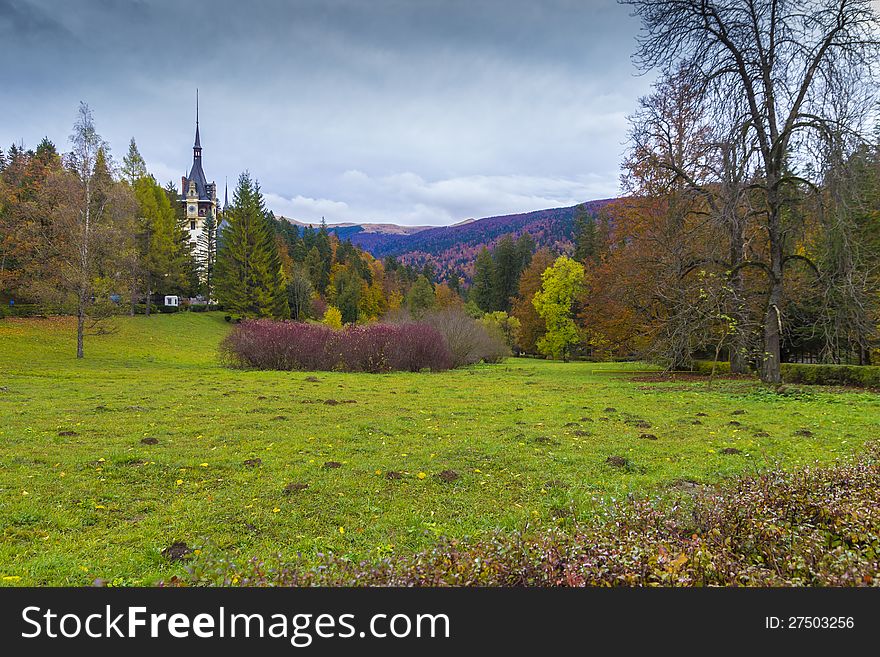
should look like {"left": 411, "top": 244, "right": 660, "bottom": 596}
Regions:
{"left": 471, "top": 247, "right": 496, "bottom": 312}
{"left": 214, "top": 171, "right": 289, "bottom": 318}
{"left": 121, "top": 138, "right": 147, "bottom": 185}
{"left": 406, "top": 275, "right": 435, "bottom": 317}
{"left": 573, "top": 204, "right": 600, "bottom": 263}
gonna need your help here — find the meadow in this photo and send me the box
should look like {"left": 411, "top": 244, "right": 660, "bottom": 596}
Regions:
{"left": 1, "top": 312, "right": 878, "bottom": 585}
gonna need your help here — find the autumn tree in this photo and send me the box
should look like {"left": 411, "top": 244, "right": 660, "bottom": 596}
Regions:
{"left": 626, "top": 0, "right": 880, "bottom": 381}
{"left": 511, "top": 248, "right": 555, "bottom": 353}
{"left": 533, "top": 255, "right": 585, "bottom": 360}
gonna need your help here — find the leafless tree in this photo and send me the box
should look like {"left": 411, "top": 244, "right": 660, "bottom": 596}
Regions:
{"left": 624, "top": 0, "right": 880, "bottom": 382}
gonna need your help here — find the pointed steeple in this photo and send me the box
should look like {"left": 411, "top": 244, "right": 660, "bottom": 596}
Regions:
{"left": 193, "top": 89, "right": 202, "bottom": 155}
{"left": 223, "top": 177, "right": 229, "bottom": 211}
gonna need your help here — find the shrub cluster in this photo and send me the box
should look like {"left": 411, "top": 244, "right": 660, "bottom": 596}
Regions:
{"left": 781, "top": 363, "right": 880, "bottom": 388}
{"left": 422, "top": 308, "right": 510, "bottom": 367}
{"left": 220, "top": 320, "right": 453, "bottom": 372}
{"left": 176, "top": 445, "right": 880, "bottom": 586}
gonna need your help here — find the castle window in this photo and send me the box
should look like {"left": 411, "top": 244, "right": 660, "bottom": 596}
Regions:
{"left": 190, "top": 220, "right": 196, "bottom": 231}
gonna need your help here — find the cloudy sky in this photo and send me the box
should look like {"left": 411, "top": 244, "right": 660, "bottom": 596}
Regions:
{"left": 0, "top": 0, "right": 653, "bottom": 226}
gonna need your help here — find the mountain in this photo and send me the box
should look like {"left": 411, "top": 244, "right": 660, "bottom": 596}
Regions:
{"left": 280, "top": 198, "right": 613, "bottom": 279}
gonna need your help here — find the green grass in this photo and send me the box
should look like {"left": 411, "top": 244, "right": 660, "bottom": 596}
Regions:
{"left": 1, "top": 313, "right": 878, "bottom": 585}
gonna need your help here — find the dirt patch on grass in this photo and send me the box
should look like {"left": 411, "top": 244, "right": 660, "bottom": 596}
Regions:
{"left": 324, "top": 399, "right": 340, "bottom": 406}
{"left": 305, "top": 376, "right": 320, "bottom": 383}
{"left": 272, "top": 415, "right": 287, "bottom": 421}
{"left": 437, "top": 469, "right": 460, "bottom": 482}
{"left": 140, "top": 437, "right": 158, "bottom": 445}
{"left": 639, "top": 433, "right": 658, "bottom": 440}
{"left": 720, "top": 447, "right": 743, "bottom": 455}
{"left": 794, "top": 428, "right": 815, "bottom": 437}
{"left": 753, "top": 431, "right": 770, "bottom": 437}
{"left": 243, "top": 458, "right": 262, "bottom": 468}
{"left": 668, "top": 478, "right": 712, "bottom": 495}
{"left": 322, "top": 461, "right": 342, "bottom": 469}
{"left": 58, "top": 430, "right": 79, "bottom": 436}
{"left": 385, "top": 471, "right": 403, "bottom": 480}
{"left": 161, "top": 542, "right": 192, "bottom": 562}
{"left": 606, "top": 455, "right": 628, "bottom": 468}
{"left": 284, "top": 482, "right": 309, "bottom": 494}
{"left": 572, "top": 430, "right": 591, "bottom": 437}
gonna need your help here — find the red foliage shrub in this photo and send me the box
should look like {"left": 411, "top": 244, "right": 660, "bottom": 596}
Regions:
{"left": 220, "top": 320, "right": 453, "bottom": 372}
{"left": 387, "top": 323, "right": 454, "bottom": 372}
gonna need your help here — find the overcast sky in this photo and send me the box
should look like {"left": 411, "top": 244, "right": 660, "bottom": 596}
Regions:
{"left": 0, "top": 0, "right": 653, "bottom": 226}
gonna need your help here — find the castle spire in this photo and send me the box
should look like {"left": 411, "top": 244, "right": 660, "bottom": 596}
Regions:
{"left": 193, "top": 89, "right": 201, "bottom": 153}
{"left": 224, "top": 177, "right": 229, "bottom": 211}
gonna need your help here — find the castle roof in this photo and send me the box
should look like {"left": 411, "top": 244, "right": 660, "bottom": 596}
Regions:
{"left": 183, "top": 91, "right": 213, "bottom": 202}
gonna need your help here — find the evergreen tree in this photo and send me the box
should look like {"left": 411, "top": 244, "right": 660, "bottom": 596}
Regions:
{"left": 447, "top": 271, "right": 463, "bottom": 297}
{"left": 471, "top": 247, "right": 496, "bottom": 312}
{"left": 214, "top": 171, "right": 289, "bottom": 318}
{"left": 573, "top": 204, "right": 600, "bottom": 263}
{"left": 313, "top": 219, "right": 332, "bottom": 293}
{"left": 134, "top": 176, "right": 195, "bottom": 308}
{"left": 331, "top": 263, "right": 363, "bottom": 324}
{"left": 406, "top": 274, "right": 435, "bottom": 317}
{"left": 121, "top": 138, "right": 147, "bottom": 185}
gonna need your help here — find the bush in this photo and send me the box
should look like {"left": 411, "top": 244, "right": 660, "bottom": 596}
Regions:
{"left": 177, "top": 444, "right": 880, "bottom": 587}
{"left": 781, "top": 363, "right": 880, "bottom": 388}
{"left": 1, "top": 303, "right": 51, "bottom": 318}
{"left": 691, "top": 360, "right": 732, "bottom": 375}
{"left": 158, "top": 305, "right": 180, "bottom": 313}
{"left": 220, "top": 320, "right": 453, "bottom": 372}
{"left": 134, "top": 304, "right": 159, "bottom": 315}
{"left": 423, "top": 308, "right": 510, "bottom": 367}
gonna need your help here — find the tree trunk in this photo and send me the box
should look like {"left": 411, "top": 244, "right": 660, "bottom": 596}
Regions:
{"left": 76, "top": 293, "right": 85, "bottom": 359}
{"left": 728, "top": 225, "right": 750, "bottom": 374}
{"left": 761, "top": 213, "right": 784, "bottom": 384}
{"left": 145, "top": 280, "right": 151, "bottom": 317}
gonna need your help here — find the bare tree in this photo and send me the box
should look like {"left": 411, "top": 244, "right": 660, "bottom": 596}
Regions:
{"left": 625, "top": 0, "right": 880, "bottom": 382}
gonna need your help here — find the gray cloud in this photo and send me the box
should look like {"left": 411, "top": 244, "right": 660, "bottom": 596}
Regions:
{"left": 0, "top": 0, "right": 652, "bottom": 225}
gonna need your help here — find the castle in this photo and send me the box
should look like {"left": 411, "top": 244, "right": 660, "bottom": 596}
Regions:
{"left": 180, "top": 92, "right": 226, "bottom": 262}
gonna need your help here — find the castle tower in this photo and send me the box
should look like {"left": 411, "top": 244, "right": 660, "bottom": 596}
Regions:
{"left": 180, "top": 90, "right": 218, "bottom": 263}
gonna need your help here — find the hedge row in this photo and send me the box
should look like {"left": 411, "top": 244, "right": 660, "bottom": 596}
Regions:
{"left": 690, "top": 360, "right": 880, "bottom": 387}
{"left": 176, "top": 443, "right": 880, "bottom": 587}
{"left": 781, "top": 363, "right": 880, "bottom": 388}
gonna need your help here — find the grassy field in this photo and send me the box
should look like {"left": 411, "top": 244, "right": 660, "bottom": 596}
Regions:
{"left": 1, "top": 312, "right": 878, "bottom": 585}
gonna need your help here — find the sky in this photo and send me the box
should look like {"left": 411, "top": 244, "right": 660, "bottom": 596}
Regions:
{"left": 0, "top": 0, "right": 654, "bottom": 226}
